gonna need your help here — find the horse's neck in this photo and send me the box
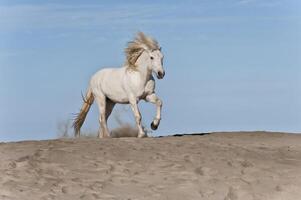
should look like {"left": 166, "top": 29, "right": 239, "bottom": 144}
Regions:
{"left": 136, "top": 54, "right": 152, "bottom": 84}
{"left": 137, "top": 64, "right": 151, "bottom": 82}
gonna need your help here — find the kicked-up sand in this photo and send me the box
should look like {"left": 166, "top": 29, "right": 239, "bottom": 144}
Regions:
{"left": 0, "top": 131, "right": 301, "bottom": 200}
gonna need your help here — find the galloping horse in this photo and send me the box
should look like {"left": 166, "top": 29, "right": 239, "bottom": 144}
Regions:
{"left": 73, "top": 32, "right": 165, "bottom": 138}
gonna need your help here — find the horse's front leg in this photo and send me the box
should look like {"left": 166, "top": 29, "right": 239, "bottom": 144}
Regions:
{"left": 129, "top": 98, "right": 146, "bottom": 138}
{"left": 145, "top": 93, "right": 162, "bottom": 130}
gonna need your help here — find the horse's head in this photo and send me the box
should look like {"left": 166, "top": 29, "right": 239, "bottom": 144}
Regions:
{"left": 125, "top": 32, "right": 165, "bottom": 79}
{"left": 146, "top": 48, "right": 165, "bottom": 79}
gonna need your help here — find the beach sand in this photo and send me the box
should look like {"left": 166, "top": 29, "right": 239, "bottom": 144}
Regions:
{"left": 1, "top": 132, "right": 301, "bottom": 200}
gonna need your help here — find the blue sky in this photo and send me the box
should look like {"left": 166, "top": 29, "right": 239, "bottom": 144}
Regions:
{"left": 0, "top": 0, "right": 300, "bottom": 141}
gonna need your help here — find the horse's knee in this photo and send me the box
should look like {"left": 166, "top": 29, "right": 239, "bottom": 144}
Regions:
{"left": 157, "top": 99, "right": 162, "bottom": 107}
{"left": 135, "top": 114, "right": 141, "bottom": 123}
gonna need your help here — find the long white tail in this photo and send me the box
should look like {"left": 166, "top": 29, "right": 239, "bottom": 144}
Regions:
{"left": 72, "top": 88, "right": 94, "bottom": 137}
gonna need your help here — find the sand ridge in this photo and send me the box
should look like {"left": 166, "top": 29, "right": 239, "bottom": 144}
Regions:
{"left": 0, "top": 132, "right": 301, "bottom": 200}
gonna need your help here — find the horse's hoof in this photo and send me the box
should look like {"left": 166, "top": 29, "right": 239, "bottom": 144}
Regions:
{"left": 151, "top": 122, "right": 158, "bottom": 130}
{"left": 138, "top": 134, "right": 147, "bottom": 138}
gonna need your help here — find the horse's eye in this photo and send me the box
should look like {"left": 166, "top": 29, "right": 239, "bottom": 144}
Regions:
{"left": 150, "top": 56, "right": 154, "bottom": 60}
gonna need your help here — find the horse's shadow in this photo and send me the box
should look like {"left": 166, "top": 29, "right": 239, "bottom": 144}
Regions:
{"left": 158, "top": 133, "right": 211, "bottom": 138}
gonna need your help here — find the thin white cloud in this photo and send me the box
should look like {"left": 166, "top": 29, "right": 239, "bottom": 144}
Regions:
{"left": 0, "top": 3, "right": 165, "bottom": 31}
{"left": 237, "top": 0, "right": 281, "bottom": 7}
{"left": 238, "top": 0, "right": 257, "bottom": 5}
{"left": 0, "top": 1, "right": 291, "bottom": 33}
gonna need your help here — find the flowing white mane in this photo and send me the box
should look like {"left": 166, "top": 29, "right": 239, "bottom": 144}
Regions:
{"left": 125, "top": 32, "right": 160, "bottom": 68}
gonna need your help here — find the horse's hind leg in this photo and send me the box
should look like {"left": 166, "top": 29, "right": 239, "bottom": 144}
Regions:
{"left": 105, "top": 99, "right": 115, "bottom": 126}
{"left": 95, "top": 95, "right": 110, "bottom": 138}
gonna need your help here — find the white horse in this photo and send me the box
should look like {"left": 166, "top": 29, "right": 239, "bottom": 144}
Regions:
{"left": 73, "top": 32, "right": 165, "bottom": 138}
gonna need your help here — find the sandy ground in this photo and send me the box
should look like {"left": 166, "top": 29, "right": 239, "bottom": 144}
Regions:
{"left": 0, "top": 132, "right": 301, "bottom": 200}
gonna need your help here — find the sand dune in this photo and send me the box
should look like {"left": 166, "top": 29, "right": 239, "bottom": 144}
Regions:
{"left": 1, "top": 132, "right": 301, "bottom": 200}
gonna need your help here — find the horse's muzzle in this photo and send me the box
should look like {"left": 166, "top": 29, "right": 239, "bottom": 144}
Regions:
{"left": 157, "top": 71, "right": 165, "bottom": 79}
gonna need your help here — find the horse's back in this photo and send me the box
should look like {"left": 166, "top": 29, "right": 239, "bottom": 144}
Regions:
{"left": 91, "top": 67, "right": 124, "bottom": 84}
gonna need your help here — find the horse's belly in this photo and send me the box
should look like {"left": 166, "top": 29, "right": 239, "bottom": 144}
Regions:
{"left": 102, "top": 81, "right": 129, "bottom": 103}
{"left": 106, "top": 92, "right": 129, "bottom": 104}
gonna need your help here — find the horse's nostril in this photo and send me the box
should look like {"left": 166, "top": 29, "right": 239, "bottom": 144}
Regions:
{"left": 158, "top": 71, "right": 165, "bottom": 78}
